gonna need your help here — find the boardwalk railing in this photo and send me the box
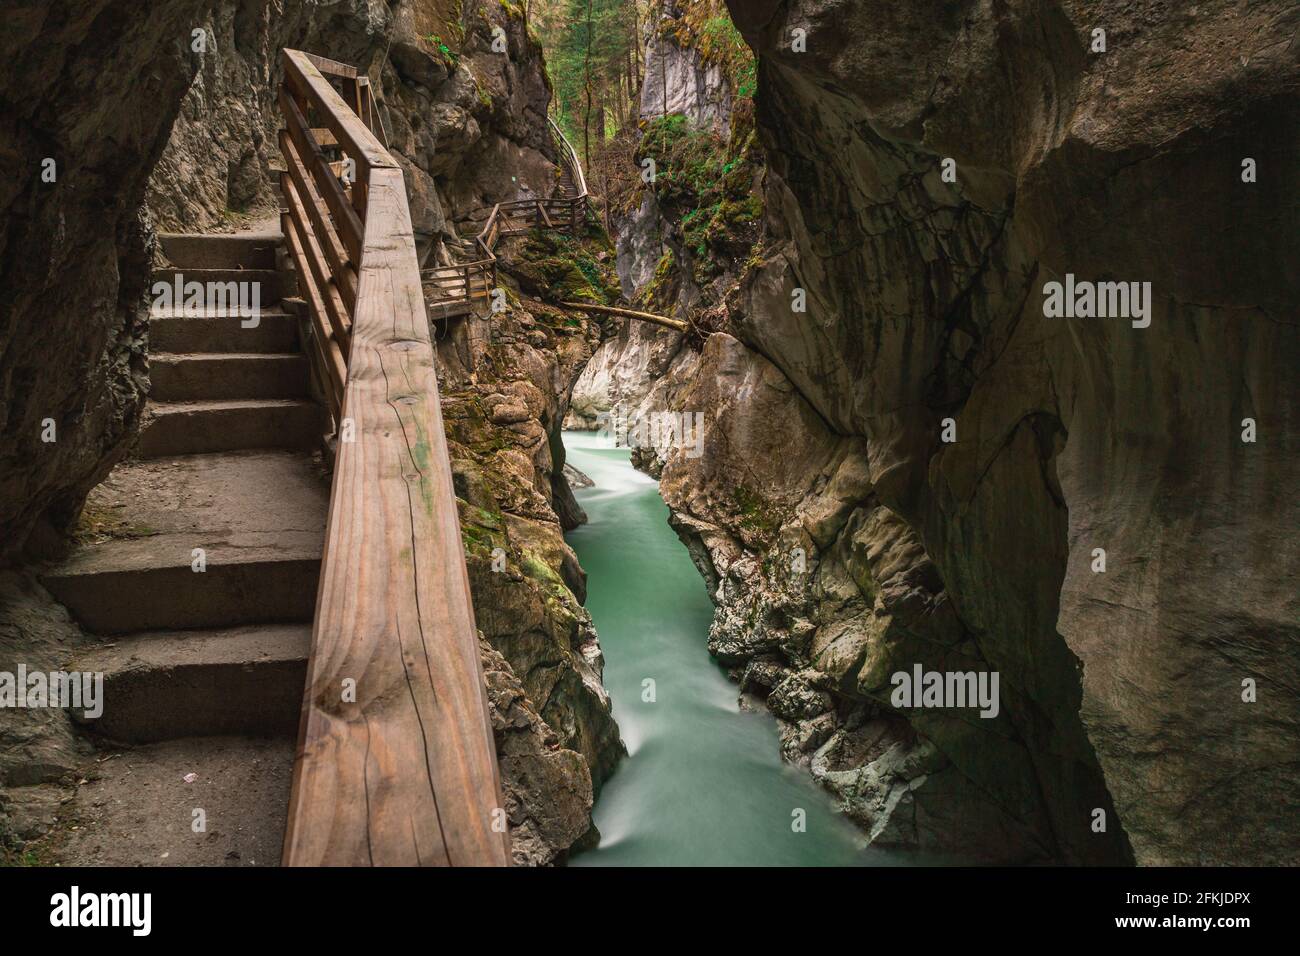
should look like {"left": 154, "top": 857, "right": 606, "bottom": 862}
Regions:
{"left": 277, "top": 49, "right": 509, "bottom": 866}
{"left": 421, "top": 117, "right": 591, "bottom": 313}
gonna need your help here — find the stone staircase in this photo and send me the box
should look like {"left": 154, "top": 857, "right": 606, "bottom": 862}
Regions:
{"left": 140, "top": 233, "right": 317, "bottom": 457}
{"left": 40, "top": 229, "right": 328, "bottom": 865}
{"left": 554, "top": 163, "right": 579, "bottom": 200}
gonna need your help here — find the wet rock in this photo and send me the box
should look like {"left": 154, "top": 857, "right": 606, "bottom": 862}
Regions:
{"left": 659, "top": 0, "right": 1300, "bottom": 864}
{"left": 480, "top": 639, "right": 597, "bottom": 865}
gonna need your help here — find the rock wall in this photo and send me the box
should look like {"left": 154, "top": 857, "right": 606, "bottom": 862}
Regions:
{"left": 642, "top": 0, "right": 1297, "bottom": 864}
{"left": 571, "top": 0, "right": 756, "bottom": 430}
{"left": 0, "top": 0, "right": 209, "bottom": 565}
{"left": 640, "top": 1, "right": 733, "bottom": 136}
{"left": 431, "top": 249, "right": 628, "bottom": 862}
{"left": 149, "top": 0, "right": 558, "bottom": 245}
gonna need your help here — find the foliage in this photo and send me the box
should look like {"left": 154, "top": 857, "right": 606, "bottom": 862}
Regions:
{"left": 637, "top": 112, "right": 762, "bottom": 287}
{"left": 506, "top": 227, "right": 621, "bottom": 305}
{"left": 533, "top": 0, "right": 644, "bottom": 159}
{"left": 421, "top": 33, "right": 460, "bottom": 68}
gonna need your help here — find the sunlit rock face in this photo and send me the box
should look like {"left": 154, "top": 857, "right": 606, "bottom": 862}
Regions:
{"left": 574, "top": 0, "right": 747, "bottom": 434}
{"left": 640, "top": 0, "right": 734, "bottom": 136}
{"left": 650, "top": 0, "right": 1300, "bottom": 863}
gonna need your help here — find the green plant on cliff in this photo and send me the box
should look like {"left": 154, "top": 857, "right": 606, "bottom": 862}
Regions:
{"left": 505, "top": 227, "right": 620, "bottom": 305}
{"left": 639, "top": 112, "right": 762, "bottom": 286}
{"left": 730, "top": 484, "right": 782, "bottom": 540}
{"left": 421, "top": 33, "right": 460, "bottom": 68}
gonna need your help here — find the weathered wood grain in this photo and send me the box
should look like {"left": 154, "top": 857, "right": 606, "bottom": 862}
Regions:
{"left": 283, "top": 51, "right": 390, "bottom": 175}
{"left": 280, "top": 197, "right": 346, "bottom": 414}
{"left": 280, "top": 89, "right": 364, "bottom": 267}
{"left": 280, "top": 129, "right": 358, "bottom": 316}
{"left": 280, "top": 51, "right": 509, "bottom": 867}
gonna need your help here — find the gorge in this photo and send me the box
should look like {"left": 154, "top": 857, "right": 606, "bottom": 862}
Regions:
{"left": 0, "top": 0, "right": 1295, "bottom": 870}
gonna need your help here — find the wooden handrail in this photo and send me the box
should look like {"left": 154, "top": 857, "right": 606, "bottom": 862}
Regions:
{"left": 278, "top": 48, "right": 509, "bottom": 867}
{"left": 548, "top": 117, "right": 588, "bottom": 197}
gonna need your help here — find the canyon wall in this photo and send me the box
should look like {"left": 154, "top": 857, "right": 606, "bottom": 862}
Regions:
{"left": 571, "top": 0, "right": 757, "bottom": 429}
{"left": 0, "top": 0, "right": 207, "bottom": 565}
{"left": 149, "top": 0, "right": 558, "bottom": 243}
{"left": 641, "top": 0, "right": 1297, "bottom": 864}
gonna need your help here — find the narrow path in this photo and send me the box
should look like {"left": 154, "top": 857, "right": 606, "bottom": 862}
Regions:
{"left": 42, "top": 230, "right": 329, "bottom": 865}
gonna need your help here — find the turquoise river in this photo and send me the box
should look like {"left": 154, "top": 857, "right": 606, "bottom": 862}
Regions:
{"left": 563, "top": 430, "right": 900, "bottom": 866}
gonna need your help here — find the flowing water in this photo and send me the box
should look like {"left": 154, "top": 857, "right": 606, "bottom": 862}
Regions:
{"left": 564, "top": 431, "right": 890, "bottom": 866}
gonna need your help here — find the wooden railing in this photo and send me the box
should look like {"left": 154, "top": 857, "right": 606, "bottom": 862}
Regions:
{"left": 277, "top": 49, "right": 509, "bottom": 867}
{"left": 421, "top": 118, "right": 591, "bottom": 312}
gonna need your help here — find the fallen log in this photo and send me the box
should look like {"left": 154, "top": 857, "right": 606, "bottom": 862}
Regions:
{"left": 559, "top": 300, "right": 688, "bottom": 332}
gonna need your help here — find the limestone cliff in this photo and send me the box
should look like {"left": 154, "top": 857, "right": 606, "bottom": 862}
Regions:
{"left": 570, "top": 0, "right": 760, "bottom": 429}
{"left": 636, "top": 0, "right": 1298, "bottom": 864}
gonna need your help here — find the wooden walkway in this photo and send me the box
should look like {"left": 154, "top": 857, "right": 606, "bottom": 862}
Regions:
{"left": 421, "top": 117, "right": 590, "bottom": 318}
{"left": 420, "top": 120, "right": 682, "bottom": 333}
{"left": 269, "top": 50, "right": 679, "bottom": 866}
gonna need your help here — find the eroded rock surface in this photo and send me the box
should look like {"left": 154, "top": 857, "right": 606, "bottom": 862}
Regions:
{"left": 0, "top": 0, "right": 207, "bottom": 564}
{"left": 431, "top": 235, "right": 627, "bottom": 859}
{"left": 646, "top": 0, "right": 1298, "bottom": 864}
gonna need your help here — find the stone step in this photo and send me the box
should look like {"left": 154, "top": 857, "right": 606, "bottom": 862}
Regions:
{"left": 54, "top": 735, "right": 293, "bottom": 866}
{"left": 158, "top": 232, "right": 281, "bottom": 271}
{"left": 42, "top": 535, "right": 322, "bottom": 633}
{"left": 150, "top": 308, "right": 299, "bottom": 353}
{"left": 150, "top": 353, "right": 309, "bottom": 402}
{"left": 150, "top": 267, "right": 297, "bottom": 307}
{"left": 42, "top": 452, "right": 328, "bottom": 633}
{"left": 69, "top": 624, "right": 310, "bottom": 742}
{"left": 138, "top": 399, "right": 321, "bottom": 458}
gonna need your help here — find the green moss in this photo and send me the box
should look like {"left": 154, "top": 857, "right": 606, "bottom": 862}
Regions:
{"left": 521, "top": 550, "right": 564, "bottom": 588}
{"left": 731, "top": 484, "right": 782, "bottom": 539}
{"left": 506, "top": 228, "right": 620, "bottom": 305}
{"left": 641, "top": 248, "right": 677, "bottom": 311}
{"left": 638, "top": 111, "right": 764, "bottom": 291}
